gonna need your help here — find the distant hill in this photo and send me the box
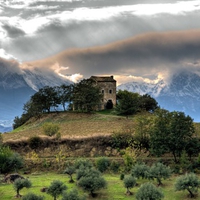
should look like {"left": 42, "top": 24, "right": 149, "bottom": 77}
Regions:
{"left": 118, "top": 71, "right": 200, "bottom": 122}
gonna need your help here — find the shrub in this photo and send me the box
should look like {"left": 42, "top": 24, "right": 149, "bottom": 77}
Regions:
{"left": 42, "top": 123, "right": 60, "bottom": 137}
{"left": 96, "top": 157, "right": 110, "bottom": 173}
{"left": 74, "top": 159, "right": 93, "bottom": 170}
{"left": 22, "top": 193, "right": 44, "bottom": 200}
{"left": 0, "top": 146, "right": 23, "bottom": 173}
{"left": 110, "top": 160, "right": 120, "bottom": 173}
{"left": 13, "top": 178, "right": 32, "bottom": 198}
{"left": 61, "top": 189, "right": 86, "bottom": 200}
{"left": 111, "top": 132, "right": 133, "bottom": 149}
{"left": 123, "top": 175, "right": 136, "bottom": 195}
{"left": 136, "top": 182, "right": 164, "bottom": 200}
{"left": 28, "top": 136, "right": 43, "bottom": 149}
{"left": 131, "top": 162, "right": 150, "bottom": 179}
{"left": 175, "top": 173, "right": 200, "bottom": 198}
{"left": 47, "top": 180, "right": 67, "bottom": 200}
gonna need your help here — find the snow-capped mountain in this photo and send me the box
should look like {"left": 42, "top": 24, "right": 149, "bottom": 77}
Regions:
{"left": 0, "top": 64, "right": 71, "bottom": 132}
{"left": 118, "top": 71, "right": 200, "bottom": 122}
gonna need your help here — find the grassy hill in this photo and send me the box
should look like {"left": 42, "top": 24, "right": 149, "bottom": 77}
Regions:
{"left": 2, "top": 111, "right": 135, "bottom": 143}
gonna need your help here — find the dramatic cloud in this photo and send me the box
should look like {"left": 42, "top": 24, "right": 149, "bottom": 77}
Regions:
{"left": 1, "top": 0, "right": 200, "bottom": 62}
{"left": 22, "top": 29, "right": 200, "bottom": 85}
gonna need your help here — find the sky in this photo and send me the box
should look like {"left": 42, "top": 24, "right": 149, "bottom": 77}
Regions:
{"left": 1, "top": 0, "right": 200, "bottom": 85}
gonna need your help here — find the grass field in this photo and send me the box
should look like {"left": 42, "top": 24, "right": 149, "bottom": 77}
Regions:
{"left": 0, "top": 172, "right": 196, "bottom": 200}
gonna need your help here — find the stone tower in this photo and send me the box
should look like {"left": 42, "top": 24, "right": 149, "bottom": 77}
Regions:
{"left": 90, "top": 75, "right": 116, "bottom": 109}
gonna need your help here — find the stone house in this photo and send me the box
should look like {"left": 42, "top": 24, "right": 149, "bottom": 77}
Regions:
{"left": 90, "top": 75, "right": 117, "bottom": 109}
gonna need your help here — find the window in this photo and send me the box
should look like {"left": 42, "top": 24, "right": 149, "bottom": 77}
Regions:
{"left": 109, "top": 89, "right": 112, "bottom": 94}
{"left": 102, "top": 90, "right": 104, "bottom": 94}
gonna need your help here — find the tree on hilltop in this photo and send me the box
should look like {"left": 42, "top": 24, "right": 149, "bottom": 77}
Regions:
{"left": 72, "top": 78, "right": 103, "bottom": 112}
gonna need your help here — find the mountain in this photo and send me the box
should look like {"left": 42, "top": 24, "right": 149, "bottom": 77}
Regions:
{"left": 0, "top": 64, "right": 71, "bottom": 132}
{"left": 118, "top": 71, "right": 200, "bottom": 122}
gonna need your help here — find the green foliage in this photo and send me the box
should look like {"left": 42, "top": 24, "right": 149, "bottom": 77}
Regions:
{"left": 42, "top": 122, "right": 60, "bottom": 137}
{"left": 78, "top": 168, "right": 107, "bottom": 196}
{"left": 120, "top": 173, "right": 125, "bottom": 180}
{"left": 13, "top": 178, "right": 32, "bottom": 198}
{"left": 0, "top": 146, "right": 23, "bottom": 173}
{"left": 175, "top": 173, "right": 200, "bottom": 198}
{"left": 96, "top": 157, "right": 110, "bottom": 173}
{"left": 122, "top": 147, "right": 136, "bottom": 172}
{"left": 111, "top": 131, "right": 133, "bottom": 149}
{"left": 138, "top": 94, "right": 158, "bottom": 112}
{"left": 123, "top": 175, "right": 136, "bottom": 195}
{"left": 131, "top": 162, "right": 150, "bottom": 179}
{"left": 72, "top": 78, "right": 103, "bottom": 112}
{"left": 133, "top": 115, "right": 152, "bottom": 151}
{"left": 136, "top": 182, "right": 164, "bottom": 200}
{"left": 74, "top": 158, "right": 93, "bottom": 170}
{"left": 28, "top": 136, "right": 43, "bottom": 149}
{"left": 47, "top": 180, "right": 67, "bottom": 200}
{"left": 64, "top": 162, "right": 76, "bottom": 183}
{"left": 148, "top": 162, "right": 171, "bottom": 186}
{"left": 61, "top": 189, "right": 86, "bottom": 200}
{"left": 110, "top": 160, "right": 120, "bottom": 173}
{"left": 22, "top": 193, "right": 44, "bottom": 200}
{"left": 116, "top": 90, "right": 140, "bottom": 116}
{"left": 150, "top": 109, "right": 195, "bottom": 162}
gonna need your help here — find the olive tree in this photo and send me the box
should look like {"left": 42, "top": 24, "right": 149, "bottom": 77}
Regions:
{"left": 175, "top": 173, "right": 200, "bottom": 198}
{"left": 47, "top": 180, "right": 67, "bottom": 200}
{"left": 136, "top": 182, "right": 164, "bottom": 200}
{"left": 131, "top": 162, "right": 150, "bottom": 180}
{"left": 13, "top": 178, "right": 32, "bottom": 198}
{"left": 123, "top": 175, "right": 136, "bottom": 195}
{"left": 61, "top": 189, "right": 86, "bottom": 200}
{"left": 78, "top": 168, "right": 107, "bottom": 197}
{"left": 22, "top": 193, "right": 44, "bottom": 200}
{"left": 64, "top": 163, "right": 76, "bottom": 183}
{"left": 148, "top": 162, "right": 171, "bottom": 186}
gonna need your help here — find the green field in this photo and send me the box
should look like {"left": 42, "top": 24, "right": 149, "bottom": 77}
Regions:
{"left": 0, "top": 172, "right": 197, "bottom": 200}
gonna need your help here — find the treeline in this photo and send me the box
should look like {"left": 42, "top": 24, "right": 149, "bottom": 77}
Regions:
{"left": 13, "top": 78, "right": 158, "bottom": 129}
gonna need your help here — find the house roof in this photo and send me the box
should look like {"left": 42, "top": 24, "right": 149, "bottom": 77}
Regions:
{"left": 90, "top": 76, "right": 116, "bottom": 82}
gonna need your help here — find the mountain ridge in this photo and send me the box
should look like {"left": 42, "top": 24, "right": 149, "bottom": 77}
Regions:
{"left": 118, "top": 71, "right": 200, "bottom": 122}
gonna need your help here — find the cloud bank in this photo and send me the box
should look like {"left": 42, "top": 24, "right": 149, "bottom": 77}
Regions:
{"left": 21, "top": 29, "right": 200, "bottom": 85}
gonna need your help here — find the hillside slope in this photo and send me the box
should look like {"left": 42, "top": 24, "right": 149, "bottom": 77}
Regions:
{"left": 2, "top": 112, "right": 134, "bottom": 142}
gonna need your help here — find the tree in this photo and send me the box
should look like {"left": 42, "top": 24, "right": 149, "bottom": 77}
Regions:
{"left": 78, "top": 168, "right": 107, "bottom": 197}
{"left": 150, "top": 109, "right": 195, "bottom": 162}
{"left": 131, "top": 162, "right": 149, "bottom": 180}
{"left": 0, "top": 146, "right": 23, "bottom": 173}
{"left": 47, "top": 180, "right": 67, "bottom": 200}
{"left": 136, "top": 182, "right": 164, "bottom": 200}
{"left": 64, "top": 163, "right": 76, "bottom": 183}
{"left": 57, "top": 84, "right": 73, "bottom": 111}
{"left": 139, "top": 94, "right": 158, "bottom": 112}
{"left": 42, "top": 122, "right": 60, "bottom": 137}
{"left": 123, "top": 175, "right": 136, "bottom": 195}
{"left": 13, "top": 178, "right": 32, "bottom": 198}
{"left": 61, "top": 189, "right": 86, "bottom": 200}
{"left": 72, "top": 78, "right": 103, "bottom": 112}
{"left": 148, "top": 162, "right": 171, "bottom": 186}
{"left": 22, "top": 193, "right": 44, "bottom": 200}
{"left": 175, "top": 173, "right": 200, "bottom": 198}
{"left": 95, "top": 157, "right": 110, "bottom": 173}
{"left": 116, "top": 90, "right": 140, "bottom": 117}
{"left": 133, "top": 115, "right": 152, "bottom": 152}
